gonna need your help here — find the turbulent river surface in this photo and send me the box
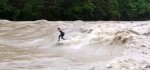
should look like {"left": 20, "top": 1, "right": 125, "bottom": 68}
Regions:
{"left": 0, "top": 20, "right": 150, "bottom": 70}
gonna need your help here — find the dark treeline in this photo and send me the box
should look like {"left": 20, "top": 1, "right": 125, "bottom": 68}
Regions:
{"left": 0, "top": 0, "right": 150, "bottom": 21}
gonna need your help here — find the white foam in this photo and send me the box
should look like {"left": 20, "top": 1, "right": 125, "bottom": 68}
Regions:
{"left": 0, "top": 20, "right": 150, "bottom": 70}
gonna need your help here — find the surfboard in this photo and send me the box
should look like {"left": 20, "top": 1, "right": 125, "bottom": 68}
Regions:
{"left": 56, "top": 41, "right": 63, "bottom": 45}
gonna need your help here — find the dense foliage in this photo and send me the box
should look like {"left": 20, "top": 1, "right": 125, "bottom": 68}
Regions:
{"left": 0, "top": 0, "right": 150, "bottom": 21}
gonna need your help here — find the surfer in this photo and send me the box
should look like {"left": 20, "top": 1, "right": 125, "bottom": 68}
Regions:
{"left": 58, "top": 28, "right": 66, "bottom": 41}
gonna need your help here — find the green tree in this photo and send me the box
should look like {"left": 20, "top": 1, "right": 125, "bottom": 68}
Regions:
{"left": 92, "top": 0, "right": 107, "bottom": 20}
{"left": 0, "top": 0, "right": 12, "bottom": 20}
{"left": 62, "top": 0, "right": 95, "bottom": 20}
{"left": 107, "top": 0, "right": 120, "bottom": 20}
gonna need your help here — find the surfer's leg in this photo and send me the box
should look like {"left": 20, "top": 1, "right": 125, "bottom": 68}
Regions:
{"left": 61, "top": 34, "right": 65, "bottom": 40}
{"left": 58, "top": 35, "right": 61, "bottom": 41}
{"left": 61, "top": 37, "right": 65, "bottom": 40}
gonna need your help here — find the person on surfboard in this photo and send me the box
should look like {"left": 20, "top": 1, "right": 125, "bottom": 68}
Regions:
{"left": 58, "top": 28, "right": 66, "bottom": 41}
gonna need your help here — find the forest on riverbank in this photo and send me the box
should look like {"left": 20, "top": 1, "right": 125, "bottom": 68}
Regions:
{"left": 0, "top": 0, "right": 150, "bottom": 21}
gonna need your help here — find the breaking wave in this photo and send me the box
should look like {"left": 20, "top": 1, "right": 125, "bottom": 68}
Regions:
{"left": 0, "top": 20, "right": 150, "bottom": 70}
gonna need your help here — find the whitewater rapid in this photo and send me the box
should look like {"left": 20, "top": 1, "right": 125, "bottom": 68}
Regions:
{"left": 0, "top": 20, "right": 150, "bottom": 70}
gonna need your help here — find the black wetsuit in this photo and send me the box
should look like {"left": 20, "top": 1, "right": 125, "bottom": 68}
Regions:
{"left": 58, "top": 30, "right": 65, "bottom": 41}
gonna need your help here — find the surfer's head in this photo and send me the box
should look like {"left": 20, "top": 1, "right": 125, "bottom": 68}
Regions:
{"left": 58, "top": 28, "right": 60, "bottom": 30}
